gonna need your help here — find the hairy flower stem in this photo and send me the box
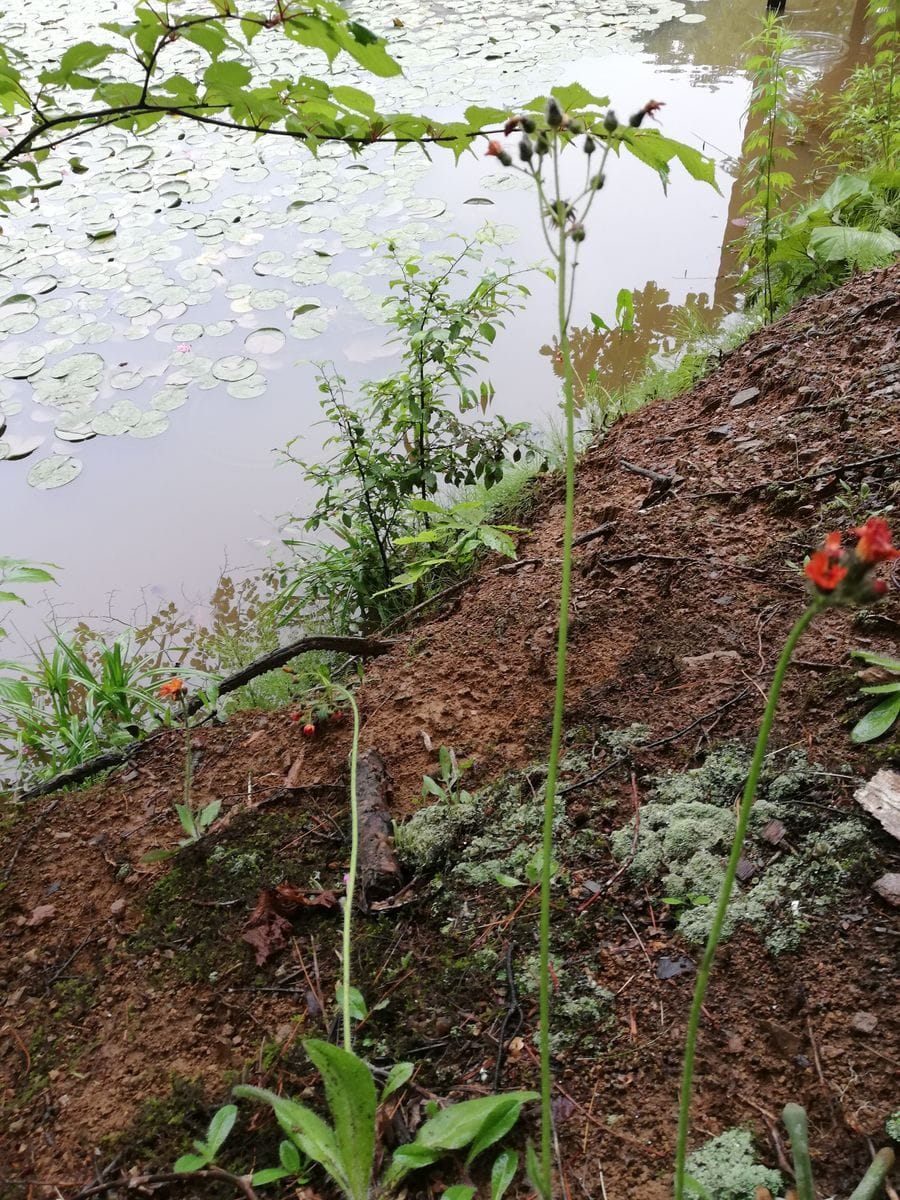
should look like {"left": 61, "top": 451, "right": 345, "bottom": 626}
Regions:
{"left": 181, "top": 691, "right": 194, "bottom": 837}
{"left": 332, "top": 683, "right": 361, "bottom": 1053}
{"left": 673, "top": 597, "right": 825, "bottom": 1197}
{"left": 536, "top": 138, "right": 578, "bottom": 1200}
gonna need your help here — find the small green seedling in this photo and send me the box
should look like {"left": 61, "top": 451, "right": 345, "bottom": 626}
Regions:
{"left": 850, "top": 650, "right": 900, "bottom": 743}
{"left": 422, "top": 745, "right": 474, "bottom": 806}
{"left": 173, "top": 1103, "right": 238, "bottom": 1173}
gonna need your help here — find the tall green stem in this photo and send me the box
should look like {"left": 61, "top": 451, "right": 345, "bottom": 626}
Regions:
{"left": 181, "top": 691, "right": 194, "bottom": 836}
{"left": 537, "top": 141, "right": 578, "bottom": 1200}
{"left": 672, "top": 598, "right": 825, "bottom": 1197}
{"left": 331, "top": 683, "right": 361, "bottom": 1053}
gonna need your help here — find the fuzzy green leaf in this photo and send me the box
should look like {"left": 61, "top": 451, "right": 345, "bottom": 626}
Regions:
{"left": 303, "top": 1039, "right": 376, "bottom": 1200}
{"left": 850, "top": 693, "right": 900, "bottom": 743}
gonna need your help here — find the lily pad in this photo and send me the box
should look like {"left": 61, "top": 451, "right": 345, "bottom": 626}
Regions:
{"left": 244, "top": 327, "right": 286, "bottom": 354}
{"left": 226, "top": 374, "right": 267, "bottom": 399}
{"left": 27, "top": 454, "right": 83, "bottom": 489}
{"left": 212, "top": 355, "right": 258, "bottom": 383}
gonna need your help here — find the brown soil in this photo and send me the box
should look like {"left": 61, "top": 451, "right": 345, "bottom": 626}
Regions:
{"left": 2, "top": 264, "right": 899, "bottom": 1200}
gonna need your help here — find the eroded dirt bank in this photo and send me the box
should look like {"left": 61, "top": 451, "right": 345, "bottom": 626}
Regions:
{"left": 2, "top": 264, "right": 899, "bottom": 1198}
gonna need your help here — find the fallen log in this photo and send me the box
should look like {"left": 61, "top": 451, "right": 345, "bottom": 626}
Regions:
{"left": 355, "top": 749, "right": 403, "bottom": 909}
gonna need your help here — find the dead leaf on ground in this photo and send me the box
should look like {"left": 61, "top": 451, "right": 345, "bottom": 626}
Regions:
{"left": 241, "top": 890, "right": 293, "bottom": 965}
{"left": 273, "top": 883, "right": 338, "bottom": 913}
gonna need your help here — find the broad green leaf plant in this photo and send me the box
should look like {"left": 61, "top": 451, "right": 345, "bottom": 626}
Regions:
{"left": 176, "top": 674, "right": 537, "bottom": 1195}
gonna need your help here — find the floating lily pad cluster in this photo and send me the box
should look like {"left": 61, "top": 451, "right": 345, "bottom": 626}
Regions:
{"left": 0, "top": 0, "right": 701, "bottom": 486}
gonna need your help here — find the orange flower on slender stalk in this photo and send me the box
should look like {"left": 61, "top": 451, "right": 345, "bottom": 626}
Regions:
{"left": 804, "top": 530, "right": 847, "bottom": 593}
{"left": 805, "top": 551, "right": 848, "bottom": 592}
{"left": 159, "top": 678, "right": 185, "bottom": 699}
{"left": 851, "top": 517, "right": 900, "bottom": 564}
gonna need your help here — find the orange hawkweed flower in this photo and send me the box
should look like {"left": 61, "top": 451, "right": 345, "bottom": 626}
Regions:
{"left": 805, "top": 530, "right": 848, "bottom": 593}
{"left": 159, "top": 678, "right": 185, "bottom": 698}
{"left": 805, "top": 552, "right": 848, "bottom": 592}
{"left": 851, "top": 517, "right": 900, "bottom": 564}
{"left": 485, "top": 139, "right": 504, "bottom": 157}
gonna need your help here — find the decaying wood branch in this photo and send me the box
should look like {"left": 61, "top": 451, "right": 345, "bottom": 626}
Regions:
{"left": 355, "top": 749, "right": 403, "bottom": 909}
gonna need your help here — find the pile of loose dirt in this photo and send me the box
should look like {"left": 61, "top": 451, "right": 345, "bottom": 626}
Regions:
{"left": 2, "top": 264, "right": 899, "bottom": 1200}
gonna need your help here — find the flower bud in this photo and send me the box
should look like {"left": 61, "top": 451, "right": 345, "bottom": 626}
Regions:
{"left": 567, "top": 117, "right": 583, "bottom": 135}
{"left": 519, "top": 135, "right": 534, "bottom": 162}
{"left": 536, "top": 131, "right": 550, "bottom": 156}
{"left": 583, "top": 134, "right": 596, "bottom": 155}
{"left": 570, "top": 223, "right": 586, "bottom": 242}
{"left": 603, "top": 109, "right": 618, "bottom": 132}
{"left": 521, "top": 115, "right": 537, "bottom": 134}
{"left": 546, "top": 96, "right": 564, "bottom": 128}
{"left": 498, "top": 149, "right": 512, "bottom": 167}
{"left": 591, "top": 171, "right": 606, "bottom": 190}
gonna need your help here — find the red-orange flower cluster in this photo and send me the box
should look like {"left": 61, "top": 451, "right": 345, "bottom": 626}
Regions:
{"left": 851, "top": 517, "right": 900, "bottom": 565}
{"left": 804, "top": 518, "right": 897, "bottom": 600}
{"left": 158, "top": 677, "right": 185, "bottom": 698}
{"left": 805, "top": 538, "right": 847, "bottom": 592}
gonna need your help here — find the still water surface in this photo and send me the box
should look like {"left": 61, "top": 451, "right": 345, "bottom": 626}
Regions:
{"left": 0, "top": 0, "right": 863, "bottom": 648}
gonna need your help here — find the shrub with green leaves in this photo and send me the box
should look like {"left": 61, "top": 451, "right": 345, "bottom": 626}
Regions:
{"left": 275, "top": 239, "right": 537, "bottom": 632}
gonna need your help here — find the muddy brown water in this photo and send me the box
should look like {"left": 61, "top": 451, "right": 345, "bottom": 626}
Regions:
{"left": 0, "top": 0, "right": 869, "bottom": 658}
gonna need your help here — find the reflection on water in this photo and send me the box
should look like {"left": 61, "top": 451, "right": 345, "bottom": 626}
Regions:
{"left": 540, "top": 281, "right": 718, "bottom": 402}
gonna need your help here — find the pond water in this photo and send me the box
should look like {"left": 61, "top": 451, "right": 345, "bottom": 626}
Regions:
{"left": 0, "top": 0, "right": 865, "bottom": 651}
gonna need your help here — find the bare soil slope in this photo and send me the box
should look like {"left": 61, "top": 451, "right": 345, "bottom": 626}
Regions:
{"left": 2, "top": 263, "right": 899, "bottom": 1200}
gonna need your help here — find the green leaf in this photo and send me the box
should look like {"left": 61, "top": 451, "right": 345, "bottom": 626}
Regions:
{"left": 0, "top": 590, "right": 24, "bottom": 605}
{"left": 463, "top": 105, "right": 509, "bottom": 128}
{"left": 491, "top": 1149, "right": 519, "bottom": 1200}
{"left": 1, "top": 565, "right": 55, "bottom": 585}
{"left": 204, "top": 59, "right": 253, "bottom": 90}
{"left": 416, "top": 1092, "right": 538, "bottom": 1154}
{"left": 525, "top": 1140, "right": 549, "bottom": 1200}
{"left": 850, "top": 694, "right": 900, "bottom": 743}
{"left": 590, "top": 312, "right": 610, "bottom": 332}
{"left": 385, "top": 1142, "right": 443, "bottom": 1182}
{"left": 851, "top": 651, "right": 900, "bottom": 672}
{"left": 59, "top": 41, "right": 116, "bottom": 76}
{"left": 465, "top": 1097, "right": 525, "bottom": 1165}
{"left": 205, "top": 1104, "right": 238, "bottom": 1156}
{"left": 303, "top": 1039, "right": 376, "bottom": 1200}
{"left": 173, "top": 1152, "right": 209, "bottom": 1173}
{"left": 381, "top": 1062, "right": 414, "bottom": 1102}
{"left": 335, "top": 984, "right": 368, "bottom": 1021}
{"left": 494, "top": 873, "right": 524, "bottom": 889}
{"left": 233, "top": 1085, "right": 348, "bottom": 1195}
{"left": 199, "top": 800, "right": 221, "bottom": 828}
{"left": 809, "top": 224, "right": 900, "bottom": 264}
{"left": 279, "top": 1139, "right": 302, "bottom": 1173}
{"left": 251, "top": 1167, "right": 292, "bottom": 1185}
{"left": 443, "top": 1188, "right": 476, "bottom": 1200}
{"left": 478, "top": 526, "right": 517, "bottom": 557}
{"left": 550, "top": 83, "right": 609, "bottom": 112}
